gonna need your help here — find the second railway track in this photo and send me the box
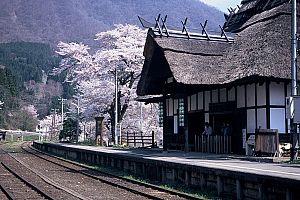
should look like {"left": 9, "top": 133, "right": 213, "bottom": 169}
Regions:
{"left": 1, "top": 142, "right": 203, "bottom": 200}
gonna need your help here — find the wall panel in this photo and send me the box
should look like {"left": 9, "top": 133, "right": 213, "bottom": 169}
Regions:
{"left": 174, "top": 99, "right": 178, "bottom": 115}
{"left": 191, "top": 94, "right": 197, "bottom": 111}
{"left": 205, "top": 91, "right": 211, "bottom": 111}
{"left": 237, "top": 86, "right": 245, "bottom": 108}
{"left": 198, "top": 92, "right": 203, "bottom": 110}
{"left": 247, "top": 109, "right": 256, "bottom": 133}
{"left": 257, "top": 108, "right": 266, "bottom": 129}
{"left": 270, "top": 108, "right": 285, "bottom": 133}
{"left": 174, "top": 115, "right": 178, "bottom": 134}
{"left": 212, "top": 89, "right": 218, "bottom": 103}
{"left": 270, "top": 82, "right": 285, "bottom": 106}
{"left": 247, "top": 84, "right": 255, "bottom": 107}
{"left": 168, "top": 98, "right": 174, "bottom": 116}
{"left": 220, "top": 88, "right": 227, "bottom": 102}
{"left": 257, "top": 83, "right": 266, "bottom": 106}
{"left": 228, "top": 87, "right": 236, "bottom": 101}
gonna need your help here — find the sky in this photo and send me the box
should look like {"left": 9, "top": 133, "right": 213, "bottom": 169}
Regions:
{"left": 200, "top": 0, "right": 241, "bottom": 13}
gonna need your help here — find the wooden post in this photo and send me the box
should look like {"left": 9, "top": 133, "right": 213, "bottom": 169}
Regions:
{"left": 200, "top": 174, "right": 206, "bottom": 190}
{"left": 217, "top": 176, "right": 223, "bottom": 196}
{"left": 151, "top": 131, "right": 155, "bottom": 147}
{"left": 195, "top": 135, "right": 197, "bottom": 152}
{"left": 286, "top": 188, "right": 292, "bottom": 200}
{"left": 236, "top": 179, "right": 242, "bottom": 200}
{"left": 185, "top": 170, "right": 191, "bottom": 186}
{"left": 161, "top": 167, "right": 166, "bottom": 182}
{"left": 258, "top": 184, "right": 266, "bottom": 200}
{"left": 229, "top": 136, "right": 232, "bottom": 153}
{"left": 95, "top": 117, "right": 104, "bottom": 146}
{"left": 127, "top": 132, "right": 129, "bottom": 146}
{"left": 201, "top": 135, "right": 204, "bottom": 152}
{"left": 134, "top": 132, "right": 136, "bottom": 147}
{"left": 141, "top": 131, "right": 144, "bottom": 147}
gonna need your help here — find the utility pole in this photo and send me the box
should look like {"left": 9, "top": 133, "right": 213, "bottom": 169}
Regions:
{"left": 115, "top": 67, "right": 118, "bottom": 145}
{"left": 291, "top": 0, "right": 298, "bottom": 161}
{"left": 51, "top": 108, "right": 56, "bottom": 141}
{"left": 76, "top": 97, "right": 80, "bottom": 143}
{"left": 58, "top": 98, "right": 66, "bottom": 132}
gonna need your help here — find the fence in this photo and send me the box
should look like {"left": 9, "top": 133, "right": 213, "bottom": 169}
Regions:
{"left": 122, "top": 131, "right": 155, "bottom": 147}
{"left": 195, "top": 135, "right": 232, "bottom": 154}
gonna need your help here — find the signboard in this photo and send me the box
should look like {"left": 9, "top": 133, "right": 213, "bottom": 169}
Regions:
{"left": 116, "top": 123, "right": 121, "bottom": 137}
{"left": 286, "top": 96, "right": 300, "bottom": 123}
{"left": 178, "top": 98, "right": 185, "bottom": 127}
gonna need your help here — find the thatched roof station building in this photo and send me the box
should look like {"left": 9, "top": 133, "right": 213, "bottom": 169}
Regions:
{"left": 137, "top": 0, "right": 296, "bottom": 154}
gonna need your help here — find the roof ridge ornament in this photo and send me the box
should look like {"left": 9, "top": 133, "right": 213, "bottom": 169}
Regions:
{"left": 200, "top": 20, "right": 211, "bottom": 40}
{"left": 161, "top": 15, "right": 170, "bottom": 37}
{"left": 138, "top": 15, "right": 234, "bottom": 43}
{"left": 154, "top": 14, "right": 163, "bottom": 37}
{"left": 181, "top": 17, "right": 191, "bottom": 39}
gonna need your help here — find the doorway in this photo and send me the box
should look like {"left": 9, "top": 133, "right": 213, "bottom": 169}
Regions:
{"left": 188, "top": 111, "right": 205, "bottom": 150}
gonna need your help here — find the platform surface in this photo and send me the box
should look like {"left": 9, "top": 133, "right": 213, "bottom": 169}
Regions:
{"left": 44, "top": 143, "right": 300, "bottom": 182}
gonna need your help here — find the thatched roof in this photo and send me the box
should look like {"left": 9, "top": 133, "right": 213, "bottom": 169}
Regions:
{"left": 224, "top": 0, "right": 288, "bottom": 32}
{"left": 137, "top": 1, "right": 298, "bottom": 96}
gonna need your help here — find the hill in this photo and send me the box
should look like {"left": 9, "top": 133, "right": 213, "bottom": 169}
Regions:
{"left": 0, "top": 0, "right": 224, "bottom": 46}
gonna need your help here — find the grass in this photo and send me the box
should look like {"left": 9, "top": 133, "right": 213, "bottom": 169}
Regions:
{"left": 4, "top": 134, "right": 39, "bottom": 142}
{"left": 286, "top": 159, "right": 300, "bottom": 164}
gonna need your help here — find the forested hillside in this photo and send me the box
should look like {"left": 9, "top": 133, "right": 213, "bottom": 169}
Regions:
{"left": 0, "top": 42, "right": 66, "bottom": 131}
{"left": 0, "top": 0, "right": 224, "bottom": 46}
{"left": 0, "top": 42, "right": 60, "bottom": 90}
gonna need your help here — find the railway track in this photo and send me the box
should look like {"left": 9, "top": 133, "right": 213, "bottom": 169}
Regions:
{"left": 0, "top": 142, "right": 204, "bottom": 199}
{"left": 0, "top": 161, "right": 55, "bottom": 200}
{"left": 27, "top": 142, "right": 202, "bottom": 199}
{"left": 23, "top": 142, "right": 203, "bottom": 200}
{"left": 0, "top": 143, "right": 84, "bottom": 200}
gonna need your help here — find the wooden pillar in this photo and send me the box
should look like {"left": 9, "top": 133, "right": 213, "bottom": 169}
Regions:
{"left": 184, "top": 96, "right": 189, "bottom": 152}
{"left": 142, "top": 163, "right": 146, "bottom": 176}
{"left": 217, "top": 176, "right": 223, "bottom": 196}
{"left": 163, "top": 96, "right": 167, "bottom": 151}
{"left": 200, "top": 174, "right": 206, "bottom": 190}
{"left": 99, "top": 155, "right": 103, "bottom": 165}
{"left": 185, "top": 170, "right": 191, "bottom": 186}
{"left": 162, "top": 167, "right": 166, "bottom": 182}
{"left": 258, "top": 184, "right": 266, "bottom": 200}
{"left": 95, "top": 116, "right": 104, "bottom": 146}
{"left": 111, "top": 158, "right": 115, "bottom": 168}
{"left": 236, "top": 179, "right": 242, "bottom": 200}
{"left": 286, "top": 188, "right": 292, "bottom": 200}
{"left": 132, "top": 162, "right": 136, "bottom": 174}
{"left": 172, "top": 168, "right": 176, "bottom": 183}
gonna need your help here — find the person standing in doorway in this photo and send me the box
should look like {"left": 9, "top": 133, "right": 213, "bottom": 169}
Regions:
{"left": 202, "top": 122, "right": 213, "bottom": 136}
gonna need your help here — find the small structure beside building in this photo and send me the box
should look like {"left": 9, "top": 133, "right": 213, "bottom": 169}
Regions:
{"left": 137, "top": 0, "right": 296, "bottom": 154}
{"left": 0, "top": 131, "right": 6, "bottom": 141}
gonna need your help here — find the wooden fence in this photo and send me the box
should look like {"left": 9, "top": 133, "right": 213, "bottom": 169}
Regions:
{"left": 195, "top": 135, "right": 232, "bottom": 154}
{"left": 122, "top": 131, "right": 155, "bottom": 147}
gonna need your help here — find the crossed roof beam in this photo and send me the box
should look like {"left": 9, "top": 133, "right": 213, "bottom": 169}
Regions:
{"left": 138, "top": 14, "right": 235, "bottom": 43}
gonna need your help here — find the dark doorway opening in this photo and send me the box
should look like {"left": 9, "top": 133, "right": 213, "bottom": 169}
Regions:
{"left": 188, "top": 111, "right": 205, "bottom": 151}
{"left": 209, "top": 102, "right": 246, "bottom": 154}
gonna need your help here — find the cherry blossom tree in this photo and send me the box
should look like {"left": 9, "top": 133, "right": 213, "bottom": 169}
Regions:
{"left": 53, "top": 24, "right": 161, "bottom": 143}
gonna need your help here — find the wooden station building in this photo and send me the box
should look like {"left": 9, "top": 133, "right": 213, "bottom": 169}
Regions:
{"left": 137, "top": 0, "right": 297, "bottom": 154}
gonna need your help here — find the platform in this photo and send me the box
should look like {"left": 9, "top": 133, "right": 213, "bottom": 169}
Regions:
{"left": 33, "top": 142, "right": 300, "bottom": 200}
